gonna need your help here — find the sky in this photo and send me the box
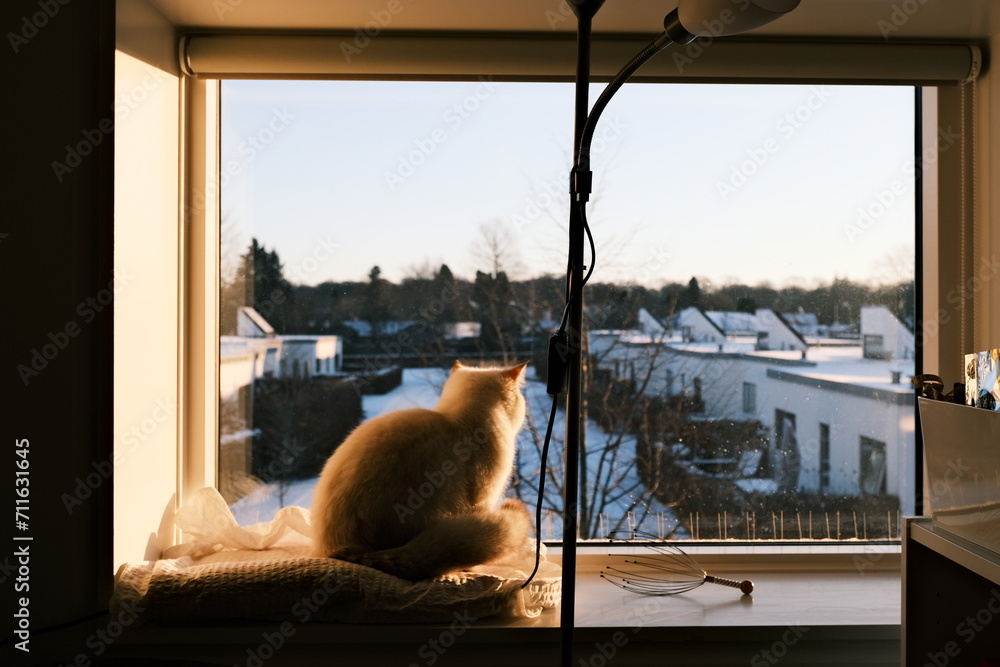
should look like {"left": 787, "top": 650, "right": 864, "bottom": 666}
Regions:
{"left": 220, "top": 80, "right": 916, "bottom": 289}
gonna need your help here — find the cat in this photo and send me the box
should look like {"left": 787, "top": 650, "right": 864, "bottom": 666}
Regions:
{"left": 310, "top": 361, "right": 533, "bottom": 580}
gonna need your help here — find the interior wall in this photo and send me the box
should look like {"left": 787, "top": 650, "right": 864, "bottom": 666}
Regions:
{"left": 113, "top": 49, "right": 181, "bottom": 565}
{"left": 977, "top": 34, "right": 999, "bottom": 350}
{"left": 5, "top": 0, "right": 115, "bottom": 634}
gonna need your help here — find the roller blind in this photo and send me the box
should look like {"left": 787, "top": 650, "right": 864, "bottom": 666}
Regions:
{"left": 181, "top": 32, "right": 980, "bottom": 85}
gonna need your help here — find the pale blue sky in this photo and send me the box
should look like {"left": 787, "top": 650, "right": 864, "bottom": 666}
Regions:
{"left": 220, "top": 80, "right": 915, "bottom": 289}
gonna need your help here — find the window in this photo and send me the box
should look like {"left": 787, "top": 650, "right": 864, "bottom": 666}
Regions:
{"left": 216, "top": 80, "right": 916, "bottom": 543}
{"left": 860, "top": 436, "right": 888, "bottom": 495}
{"left": 742, "top": 382, "right": 757, "bottom": 415}
{"left": 864, "top": 333, "right": 886, "bottom": 359}
{"left": 772, "top": 409, "right": 799, "bottom": 490}
{"left": 819, "top": 422, "right": 831, "bottom": 491}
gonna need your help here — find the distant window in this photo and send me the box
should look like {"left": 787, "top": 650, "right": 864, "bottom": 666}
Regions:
{"left": 316, "top": 358, "right": 321, "bottom": 373}
{"left": 860, "top": 436, "right": 887, "bottom": 494}
{"left": 773, "top": 410, "right": 799, "bottom": 491}
{"left": 819, "top": 423, "right": 831, "bottom": 491}
{"left": 742, "top": 382, "right": 757, "bottom": 414}
{"left": 863, "top": 334, "right": 886, "bottom": 360}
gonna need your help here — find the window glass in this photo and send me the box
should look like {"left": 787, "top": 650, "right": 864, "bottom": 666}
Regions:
{"left": 218, "top": 80, "right": 916, "bottom": 542}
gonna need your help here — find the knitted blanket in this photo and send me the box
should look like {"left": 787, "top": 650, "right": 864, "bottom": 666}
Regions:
{"left": 110, "top": 488, "right": 560, "bottom": 625}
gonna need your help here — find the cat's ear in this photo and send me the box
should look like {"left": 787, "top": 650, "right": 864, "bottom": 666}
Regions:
{"left": 504, "top": 361, "right": 529, "bottom": 383}
{"left": 451, "top": 360, "right": 465, "bottom": 375}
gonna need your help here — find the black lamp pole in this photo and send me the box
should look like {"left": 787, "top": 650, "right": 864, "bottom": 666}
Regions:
{"left": 561, "top": 2, "right": 605, "bottom": 664}
{"left": 555, "top": 2, "right": 799, "bottom": 664}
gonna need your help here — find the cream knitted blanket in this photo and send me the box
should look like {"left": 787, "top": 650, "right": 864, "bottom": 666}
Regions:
{"left": 111, "top": 488, "right": 561, "bottom": 625}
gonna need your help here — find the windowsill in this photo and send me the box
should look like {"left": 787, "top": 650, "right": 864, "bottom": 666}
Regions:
{"left": 565, "top": 545, "right": 901, "bottom": 629}
{"left": 66, "top": 548, "right": 902, "bottom": 667}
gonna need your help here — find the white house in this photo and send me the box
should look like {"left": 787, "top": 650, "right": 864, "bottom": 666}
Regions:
{"left": 280, "top": 335, "right": 343, "bottom": 378}
{"left": 861, "top": 305, "right": 916, "bottom": 361}
{"left": 590, "top": 305, "right": 916, "bottom": 513}
{"left": 754, "top": 308, "right": 808, "bottom": 352}
{"left": 673, "top": 307, "right": 726, "bottom": 344}
{"left": 672, "top": 306, "right": 807, "bottom": 352}
{"left": 219, "top": 307, "right": 344, "bottom": 392}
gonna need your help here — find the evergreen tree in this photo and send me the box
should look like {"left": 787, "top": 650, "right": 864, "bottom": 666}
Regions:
{"left": 363, "top": 265, "right": 390, "bottom": 337}
{"left": 678, "top": 277, "right": 702, "bottom": 311}
{"left": 221, "top": 238, "right": 294, "bottom": 334}
{"left": 434, "top": 264, "right": 459, "bottom": 325}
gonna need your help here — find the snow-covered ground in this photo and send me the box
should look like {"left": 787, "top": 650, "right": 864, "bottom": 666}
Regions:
{"left": 229, "top": 367, "right": 673, "bottom": 538}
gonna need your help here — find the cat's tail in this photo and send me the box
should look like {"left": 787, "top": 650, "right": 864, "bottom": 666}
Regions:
{"left": 346, "top": 499, "right": 531, "bottom": 581}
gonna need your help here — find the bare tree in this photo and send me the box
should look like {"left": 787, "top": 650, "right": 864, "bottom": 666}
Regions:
{"left": 468, "top": 222, "right": 528, "bottom": 281}
{"left": 511, "top": 324, "right": 680, "bottom": 540}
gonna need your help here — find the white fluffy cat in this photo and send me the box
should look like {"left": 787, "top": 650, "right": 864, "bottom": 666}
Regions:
{"left": 310, "top": 361, "right": 532, "bottom": 580}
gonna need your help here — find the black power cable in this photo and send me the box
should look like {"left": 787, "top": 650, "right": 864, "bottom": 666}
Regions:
{"left": 521, "top": 201, "right": 595, "bottom": 589}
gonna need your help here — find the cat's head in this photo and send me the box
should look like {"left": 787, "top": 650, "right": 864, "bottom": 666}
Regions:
{"left": 439, "top": 361, "right": 529, "bottom": 428}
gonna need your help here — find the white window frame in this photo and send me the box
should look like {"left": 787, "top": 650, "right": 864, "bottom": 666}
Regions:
{"left": 110, "top": 28, "right": 990, "bottom": 667}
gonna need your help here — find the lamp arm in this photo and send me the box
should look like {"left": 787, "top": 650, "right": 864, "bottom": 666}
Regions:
{"left": 576, "top": 10, "right": 695, "bottom": 174}
{"left": 576, "top": 38, "right": 663, "bottom": 174}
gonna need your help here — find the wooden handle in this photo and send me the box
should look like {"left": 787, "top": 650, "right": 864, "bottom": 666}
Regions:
{"left": 704, "top": 575, "right": 754, "bottom": 595}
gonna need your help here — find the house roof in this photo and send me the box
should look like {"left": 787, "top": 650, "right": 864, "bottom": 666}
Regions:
{"left": 238, "top": 306, "right": 275, "bottom": 337}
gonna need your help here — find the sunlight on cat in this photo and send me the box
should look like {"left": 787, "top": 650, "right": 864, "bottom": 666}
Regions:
{"left": 311, "top": 361, "right": 532, "bottom": 580}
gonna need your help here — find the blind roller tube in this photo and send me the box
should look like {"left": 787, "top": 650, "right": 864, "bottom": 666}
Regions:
{"left": 181, "top": 32, "right": 980, "bottom": 85}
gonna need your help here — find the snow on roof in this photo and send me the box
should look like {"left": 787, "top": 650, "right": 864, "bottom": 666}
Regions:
{"left": 765, "top": 345, "right": 915, "bottom": 393}
{"left": 279, "top": 334, "right": 339, "bottom": 342}
{"left": 706, "top": 310, "right": 760, "bottom": 334}
{"left": 238, "top": 306, "right": 275, "bottom": 337}
{"left": 736, "top": 478, "right": 778, "bottom": 494}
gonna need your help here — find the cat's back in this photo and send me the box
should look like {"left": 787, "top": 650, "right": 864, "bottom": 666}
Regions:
{"left": 349, "top": 405, "right": 453, "bottom": 442}
{"left": 319, "top": 405, "right": 473, "bottom": 498}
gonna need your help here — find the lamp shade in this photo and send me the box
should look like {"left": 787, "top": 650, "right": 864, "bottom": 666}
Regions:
{"left": 677, "top": 0, "right": 801, "bottom": 37}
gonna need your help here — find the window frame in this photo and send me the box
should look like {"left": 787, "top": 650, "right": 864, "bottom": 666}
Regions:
{"left": 167, "top": 41, "right": 984, "bottom": 574}
{"left": 102, "top": 14, "right": 989, "bottom": 662}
